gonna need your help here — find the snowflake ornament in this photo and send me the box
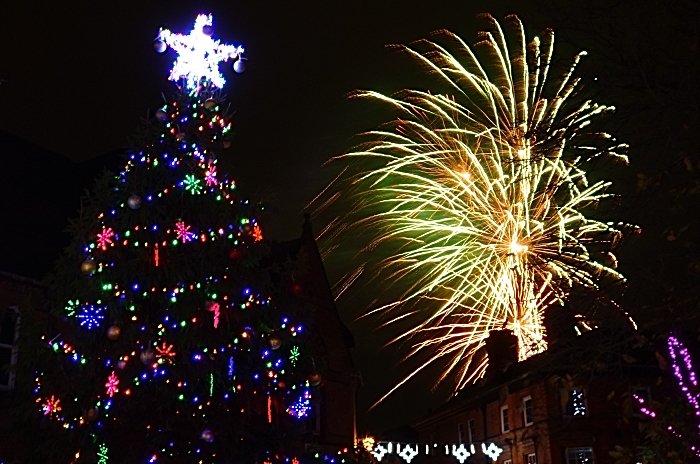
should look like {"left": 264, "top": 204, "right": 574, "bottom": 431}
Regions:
{"left": 205, "top": 162, "right": 218, "bottom": 186}
{"left": 97, "top": 227, "right": 115, "bottom": 251}
{"left": 155, "top": 342, "right": 176, "bottom": 364}
{"left": 252, "top": 223, "right": 263, "bottom": 242}
{"left": 42, "top": 395, "right": 62, "bottom": 416}
{"left": 287, "top": 389, "right": 312, "bottom": 419}
{"left": 105, "top": 371, "right": 119, "bottom": 397}
{"left": 77, "top": 304, "right": 105, "bottom": 330}
{"left": 183, "top": 174, "right": 203, "bottom": 194}
{"left": 289, "top": 346, "right": 300, "bottom": 366}
{"left": 97, "top": 443, "right": 109, "bottom": 464}
{"left": 156, "top": 14, "right": 244, "bottom": 94}
{"left": 175, "top": 221, "right": 196, "bottom": 243}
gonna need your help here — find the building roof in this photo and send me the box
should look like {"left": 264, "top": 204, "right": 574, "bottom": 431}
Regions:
{"left": 412, "top": 327, "right": 657, "bottom": 429}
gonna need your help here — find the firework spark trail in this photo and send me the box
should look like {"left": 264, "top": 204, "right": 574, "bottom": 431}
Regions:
{"left": 314, "top": 15, "right": 632, "bottom": 406}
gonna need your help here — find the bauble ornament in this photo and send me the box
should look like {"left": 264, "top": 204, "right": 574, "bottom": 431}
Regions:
{"left": 204, "top": 98, "right": 217, "bottom": 110}
{"left": 228, "top": 248, "right": 243, "bottom": 261}
{"left": 202, "top": 25, "right": 213, "bottom": 36}
{"left": 308, "top": 372, "right": 322, "bottom": 387}
{"left": 176, "top": 132, "right": 186, "bottom": 142}
{"left": 222, "top": 139, "right": 232, "bottom": 149}
{"left": 200, "top": 429, "right": 215, "bottom": 443}
{"left": 140, "top": 348, "right": 156, "bottom": 365}
{"left": 106, "top": 325, "right": 121, "bottom": 340}
{"left": 268, "top": 335, "right": 281, "bottom": 350}
{"left": 154, "top": 40, "right": 167, "bottom": 53}
{"left": 84, "top": 408, "right": 99, "bottom": 422}
{"left": 127, "top": 194, "right": 142, "bottom": 210}
{"left": 117, "top": 359, "right": 128, "bottom": 370}
{"left": 81, "top": 259, "right": 97, "bottom": 275}
{"left": 155, "top": 108, "right": 167, "bottom": 121}
{"left": 289, "top": 282, "right": 303, "bottom": 296}
{"left": 233, "top": 58, "right": 245, "bottom": 74}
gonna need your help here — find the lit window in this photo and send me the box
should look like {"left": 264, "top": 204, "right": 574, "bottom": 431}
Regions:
{"left": 0, "top": 307, "right": 19, "bottom": 390}
{"left": 566, "top": 447, "right": 594, "bottom": 464}
{"left": 501, "top": 405, "right": 509, "bottom": 433}
{"left": 468, "top": 418, "right": 476, "bottom": 443}
{"left": 523, "top": 396, "right": 533, "bottom": 426}
{"left": 504, "top": 460, "right": 512, "bottom": 464}
{"left": 527, "top": 453, "right": 537, "bottom": 464}
{"left": 564, "top": 389, "right": 587, "bottom": 416}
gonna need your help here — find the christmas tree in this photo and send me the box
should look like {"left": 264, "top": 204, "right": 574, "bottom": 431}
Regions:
{"left": 31, "top": 15, "right": 315, "bottom": 463}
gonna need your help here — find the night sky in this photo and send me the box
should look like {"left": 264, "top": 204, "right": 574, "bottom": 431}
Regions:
{"left": 2, "top": 0, "right": 697, "bottom": 435}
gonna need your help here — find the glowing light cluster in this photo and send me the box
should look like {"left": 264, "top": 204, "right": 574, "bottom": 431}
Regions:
{"left": 105, "top": 371, "right": 119, "bottom": 397}
{"left": 633, "top": 335, "right": 700, "bottom": 458}
{"left": 287, "top": 389, "right": 312, "bottom": 419}
{"left": 157, "top": 14, "right": 244, "bottom": 93}
{"left": 566, "top": 389, "right": 587, "bottom": 416}
{"left": 42, "top": 395, "right": 62, "bottom": 416}
{"left": 316, "top": 14, "right": 633, "bottom": 402}
{"left": 371, "top": 441, "right": 500, "bottom": 463}
{"left": 77, "top": 304, "right": 105, "bottom": 330}
{"left": 175, "top": 220, "right": 195, "bottom": 243}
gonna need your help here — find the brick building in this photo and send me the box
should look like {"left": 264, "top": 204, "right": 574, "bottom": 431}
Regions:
{"left": 0, "top": 269, "right": 49, "bottom": 462}
{"left": 271, "top": 214, "right": 360, "bottom": 450}
{"left": 408, "top": 328, "right": 658, "bottom": 464}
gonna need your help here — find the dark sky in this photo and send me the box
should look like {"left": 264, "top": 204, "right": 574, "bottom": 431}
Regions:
{"left": 2, "top": 0, "right": 692, "bottom": 436}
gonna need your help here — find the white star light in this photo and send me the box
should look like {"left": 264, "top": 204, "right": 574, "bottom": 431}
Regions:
{"left": 451, "top": 444, "right": 471, "bottom": 464}
{"left": 481, "top": 443, "right": 503, "bottom": 461}
{"left": 371, "top": 444, "right": 388, "bottom": 461}
{"left": 398, "top": 445, "right": 419, "bottom": 463}
{"left": 157, "top": 14, "right": 244, "bottom": 93}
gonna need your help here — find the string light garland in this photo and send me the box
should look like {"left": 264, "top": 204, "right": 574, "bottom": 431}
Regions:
{"left": 35, "top": 13, "right": 315, "bottom": 464}
{"left": 634, "top": 335, "right": 700, "bottom": 459}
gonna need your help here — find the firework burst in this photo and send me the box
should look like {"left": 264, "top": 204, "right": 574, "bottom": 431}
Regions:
{"left": 314, "top": 15, "right": 633, "bottom": 405}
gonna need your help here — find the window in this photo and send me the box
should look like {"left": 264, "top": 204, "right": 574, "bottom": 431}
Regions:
{"left": 458, "top": 422, "right": 465, "bottom": 443}
{"left": 501, "top": 405, "right": 509, "bottom": 433}
{"left": 467, "top": 418, "right": 476, "bottom": 443}
{"left": 0, "top": 307, "right": 19, "bottom": 390}
{"left": 504, "top": 461, "right": 512, "bottom": 464}
{"left": 564, "top": 388, "right": 588, "bottom": 416}
{"left": 566, "top": 447, "right": 594, "bottom": 464}
{"left": 527, "top": 453, "right": 537, "bottom": 464}
{"left": 523, "top": 396, "right": 533, "bottom": 426}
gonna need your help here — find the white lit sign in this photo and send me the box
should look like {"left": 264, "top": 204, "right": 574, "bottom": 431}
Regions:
{"left": 372, "top": 441, "right": 502, "bottom": 463}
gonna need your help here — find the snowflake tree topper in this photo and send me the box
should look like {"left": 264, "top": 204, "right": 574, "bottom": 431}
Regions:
{"left": 157, "top": 14, "right": 244, "bottom": 93}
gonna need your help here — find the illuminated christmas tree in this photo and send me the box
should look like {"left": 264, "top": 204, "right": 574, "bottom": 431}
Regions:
{"left": 32, "top": 15, "right": 314, "bottom": 463}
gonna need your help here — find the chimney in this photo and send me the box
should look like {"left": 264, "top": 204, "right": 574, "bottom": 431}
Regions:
{"left": 485, "top": 329, "right": 519, "bottom": 378}
{"left": 544, "top": 303, "right": 578, "bottom": 348}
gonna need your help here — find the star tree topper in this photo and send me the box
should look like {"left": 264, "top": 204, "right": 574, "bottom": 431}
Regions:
{"left": 157, "top": 14, "right": 244, "bottom": 93}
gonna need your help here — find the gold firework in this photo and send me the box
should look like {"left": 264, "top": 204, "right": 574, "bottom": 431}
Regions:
{"left": 314, "top": 14, "right": 631, "bottom": 404}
